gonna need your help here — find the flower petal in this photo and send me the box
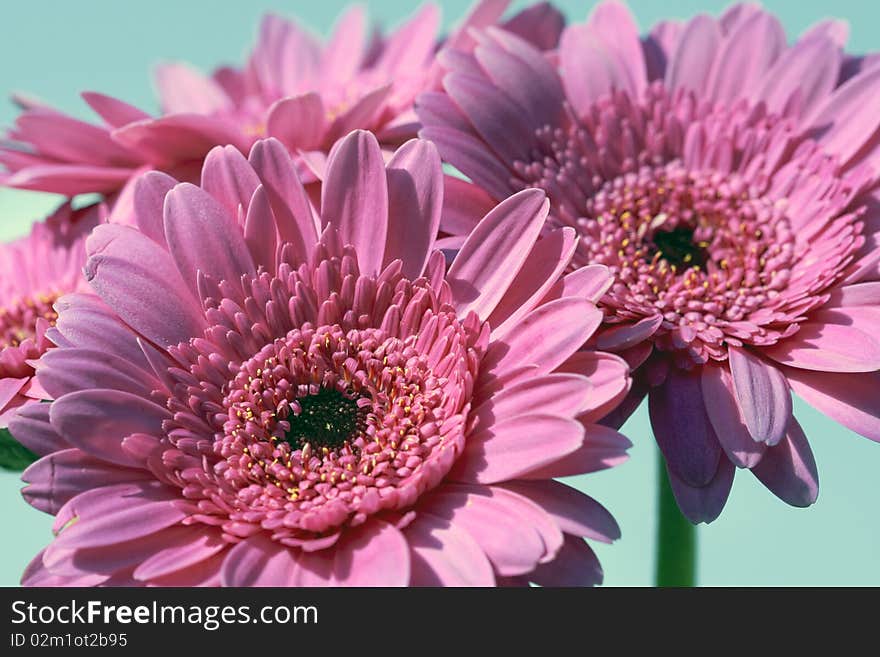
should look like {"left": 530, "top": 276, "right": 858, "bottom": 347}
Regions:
{"left": 728, "top": 346, "right": 792, "bottom": 446}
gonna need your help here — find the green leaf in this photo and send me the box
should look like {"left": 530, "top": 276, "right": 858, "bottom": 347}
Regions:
{"left": 0, "top": 427, "right": 38, "bottom": 471}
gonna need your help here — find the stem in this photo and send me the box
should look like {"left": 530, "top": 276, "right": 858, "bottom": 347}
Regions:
{"left": 655, "top": 457, "right": 697, "bottom": 587}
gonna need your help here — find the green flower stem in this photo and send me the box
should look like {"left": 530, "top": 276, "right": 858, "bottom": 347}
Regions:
{"left": 655, "top": 455, "right": 697, "bottom": 587}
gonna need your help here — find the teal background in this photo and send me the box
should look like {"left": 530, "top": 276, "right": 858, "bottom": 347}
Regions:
{"left": 1, "top": 0, "right": 878, "bottom": 586}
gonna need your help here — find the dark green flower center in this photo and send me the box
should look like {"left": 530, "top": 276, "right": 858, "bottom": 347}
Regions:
{"left": 283, "top": 388, "right": 365, "bottom": 450}
{"left": 651, "top": 226, "right": 707, "bottom": 270}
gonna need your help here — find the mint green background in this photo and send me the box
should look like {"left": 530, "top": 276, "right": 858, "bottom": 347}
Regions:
{"left": 1, "top": 1, "right": 878, "bottom": 586}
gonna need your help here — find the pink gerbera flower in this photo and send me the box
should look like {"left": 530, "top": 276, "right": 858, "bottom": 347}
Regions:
{"left": 0, "top": 203, "right": 99, "bottom": 429}
{"left": 14, "top": 130, "right": 630, "bottom": 587}
{"left": 0, "top": 1, "right": 563, "bottom": 203}
{"left": 418, "top": 1, "right": 880, "bottom": 522}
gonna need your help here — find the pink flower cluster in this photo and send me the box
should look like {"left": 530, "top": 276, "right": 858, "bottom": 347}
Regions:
{"left": 1, "top": 0, "right": 878, "bottom": 586}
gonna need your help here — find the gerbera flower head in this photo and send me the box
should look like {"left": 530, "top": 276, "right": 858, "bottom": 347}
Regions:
{"left": 0, "top": 202, "right": 99, "bottom": 428}
{"left": 14, "top": 130, "right": 630, "bottom": 586}
{"left": 418, "top": 0, "right": 880, "bottom": 522}
{"left": 0, "top": 1, "right": 563, "bottom": 203}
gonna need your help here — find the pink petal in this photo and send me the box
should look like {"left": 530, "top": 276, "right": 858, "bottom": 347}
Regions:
{"left": 806, "top": 66, "right": 880, "bottom": 164}
{"left": 132, "top": 171, "right": 177, "bottom": 245}
{"left": 248, "top": 138, "right": 318, "bottom": 263}
{"left": 707, "top": 10, "right": 786, "bottom": 103}
{"left": 200, "top": 145, "right": 261, "bottom": 217}
{"left": 0, "top": 377, "right": 27, "bottom": 412}
{"left": 541, "top": 265, "right": 614, "bottom": 305}
{"left": 52, "top": 482, "right": 185, "bottom": 550}
{"left": 84, "top": 225, "right": 206, "bottom": 348}
{"left": 786, "top": 368, "right": 880, "bottom": 442}
{"left": 728, "top": 346, "right": 792, "bottom": 446}
{"left": 220, "top": 535, "right": 298, "bottom": 587}
{"left": 330, "top": 520, "right": 410, "bottom": 587}
{"left": 560, "top": 26, "right": 623, "bottom": 115}
{"left": 665, "top": 16, "right": 722, "bottom": 91}
{"left": 244, "top": 186, "right": 278, "bottom": 271}
{"left": 50, "top": 389, "right": 168, "bottom": 467}
{"left": 6, "top": 403, "right": 70, "bottom": 456}
{"left": 266, "top": 93, "right": 327, "bottom": 152}
{"left": 486, "top": 227, "right": 577, "bottom": 337}
{"left": 596, "top": 315, "right": 663, "bottom": 351}
{"left": 500, "top": 479, "right": 620, "bottom": 544}
{"left": 321, "top": 130, "right": 389, "bottom": 275}
{"left": 5, "top": 164, "right": 135, "bottom": 195}
{"left": 406, "top": 513, "right": 495, "bottom": 586}
{"left": 425, "top": 488, "right": 548, "bottom": 576}
{"left": 474, "top": 373, "right": 592, "bottom": 424}
{"left": 701, "top": 363, "right": 766, "bottom": 468}
{"left": 112, "top": 114, "right": 249, "bottom": 166}
{"left": 155, "top": 62, "right": 232, "bottom": 115}
{"left": 751, "top": 417, "right": 819, "bottom": 507}
{"left": 134, "top": 529, "right": 227, "bottom": 581}
{"left": 38, "top": 348, "right": 154, "bottom": 400}
{"left": 22, "top": 448, "right": 149, "bottom": 515}
{"left": 447, "top": 188, "right": 549, "bottom": 321}
{"left": 81, "top": 92, "right": 150, "bottom": 128}
{"left": 557, "top": 351, "right": 631, "bottom": 423}
{"left": 756, "top": 36, "right": 841, "bottom": 116}
{"left": 438, "top": 175, "right": 495, "bottom": 236}
{"left": 763, "top": 319, "right": 880, "bottom": 373}
{"left": 484, "top": 297, "right": 602, "bottom": 378}
{"left": 454, "top": 414, "right": 584, "bottom": 484}
{"left": 586, "top": 0, "right": 647, "bottom": 94}
{"left": 522, "top": 422, "right": 631, "bottom": 478}
{"left": 164, "top": 182, "right": 256, "bottom": 292}
{"left": 383, "top": 139, "right": 444, "bottom": 279}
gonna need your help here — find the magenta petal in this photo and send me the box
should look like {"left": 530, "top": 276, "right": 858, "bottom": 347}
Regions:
{"left": 596, "top": 315, "right": 663, "bottom": 351}
{"left": 649, "top": 368, "right": 723, "bottom": 487}
{"left": 455, "top": 414, "right": 584, "bottom": 485}
{"left": 112, "top": 114, "right": 249, "bottom": 165}
{"left": 321, "top": 130, "right": 389, "bottom": 275}
{"left": 6, "top": 403, "right": 70, "bottom": 457}
{"left": 786, "top": 368, "right": 880, "bottom": 442}
{"left": 383, "top": 139, "right": 444, "bottom": 279}
{"left": 0, "top": 377, "right": 27, "bottom": 412}
{"left": 529, "top": 535, "right": 603, "bottom": 587}
{"left": 728, "top": 346, "right": 791, "bottom": 446}
{"left": 751, "top": 417, "right": 819, "bottom": 507}
{"left": 447, "top": 188, "right": 549, "bottom": 321}
{"left": 38, "top": 348, "right": 154, "bottom": 399}
{"left": 220, "top": 535, "right": 298, "bottom": 587}
{"left": 84, "top": 226, "right": 206, "bottom": 348}
{"left": 51, "top": 389, "right": 168, "bottom": 467}
{"left": 164, "top": 182, "right": 256, "bottom": 291}
{"left": 407, "top": 513, "right": 495, "bottom": 586}
{"left": 667, "top": 457, "right": 735, "bottom": 524}
{"left": 438, "top": 175, "right": 495, "bottom": 235}
{"left": 701, "top": 363, "right": 766, "bottom": 468}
